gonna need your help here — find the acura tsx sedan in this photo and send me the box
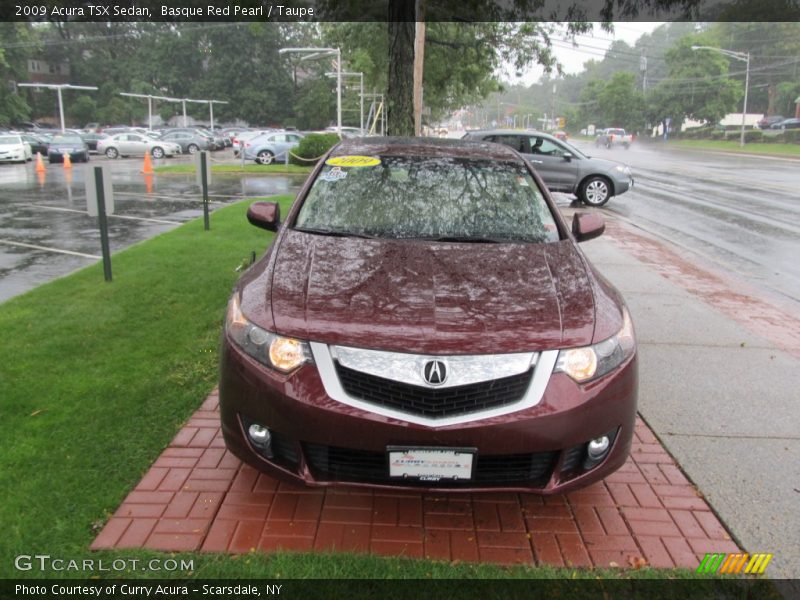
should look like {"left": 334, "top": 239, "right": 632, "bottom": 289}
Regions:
{"left": 220, "top": 137, "right": 638, "bottom": 494}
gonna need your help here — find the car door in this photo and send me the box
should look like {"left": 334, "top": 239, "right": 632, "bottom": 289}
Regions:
{"left": 267, "top": 133, "right": 289, "bottom": 159}
{"left": 523, "top": 135, "right": 579, "bottom": 192}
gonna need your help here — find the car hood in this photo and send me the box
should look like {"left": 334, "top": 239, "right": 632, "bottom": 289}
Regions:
{"left": 264, "top": 231, "right": 597, "bottom": 355}
{"left": 584, "top": 156, "right": 627, "bottom": 171}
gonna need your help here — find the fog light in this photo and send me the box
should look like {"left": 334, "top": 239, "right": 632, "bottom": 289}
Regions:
{"left": 247, "top": 423, "right": 271, "bottom": 448}
{"left": 587, "top": 436, "right": 610, "bottom": 459}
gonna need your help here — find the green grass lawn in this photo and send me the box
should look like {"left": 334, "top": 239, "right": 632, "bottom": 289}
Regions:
{"left": 155, "top": 163, "right": 313, "bottom": 175}
{"left": 643, "top": 139, "right": 800, "bottom": 157}
{"left": 0, "top": 197, "right": 776, "bottom": 589}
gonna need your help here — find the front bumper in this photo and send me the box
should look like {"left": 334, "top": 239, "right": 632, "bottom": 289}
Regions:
{"left": 48, "top": 151, "right": 86, "bottom": 162}
{"left": 219, "top": 338, "right": 638, "bottom": 494}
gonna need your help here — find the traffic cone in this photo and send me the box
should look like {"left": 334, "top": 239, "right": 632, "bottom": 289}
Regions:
{"left": 37, "top": 170, "right": 46, "bottom": 187}
{"left": 141, "top": 152, "right": 154, "bottom": 174}
{"left": 144, "top": 174, "right": 154, "bottom": 195}
{"left": 63, "top": 153, "right": 72, "bottom": 169}
{"left": 35, "top": 152, "right": 45, "bottom": 173}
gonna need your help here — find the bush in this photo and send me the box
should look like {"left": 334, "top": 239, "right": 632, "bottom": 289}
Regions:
{"left": 743, "top": 129, "right": 763, "bottom": 143}
{"left": 710, "top": 130, "right": 725, "bottom": 140}
{"left": 783, "top": 129, "right": 800, "bottom": 144}
{"left": 289, "top": 133, "right": 341, "bottom": 166}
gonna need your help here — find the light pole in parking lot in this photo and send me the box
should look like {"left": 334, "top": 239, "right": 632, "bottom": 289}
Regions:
{"left": 181, "top": 99, "right": 229, "bottom": 131}
{"left": 119, "top": 93, "right": 180, "bottom": 130}
{"left": 279, "top": 47, "right": 341, "bottom": 136}
{"left": 691, "top": 45, "right": 750, "bottom": 148}
{"left": 17, "top": 83, "right": 98, "bottom": 132}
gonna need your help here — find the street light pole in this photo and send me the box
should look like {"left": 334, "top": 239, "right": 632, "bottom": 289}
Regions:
{"left": 280, "top": 47, "right": 342, "bottom": 136}
{"left": 326, "top": 71, "right": 365, "bottom": 132}
{"left": 691, "top": 45, "right": 751, "bottom": 148}
{"left": 18, "top": 83, "right": 98, "bottom": 132}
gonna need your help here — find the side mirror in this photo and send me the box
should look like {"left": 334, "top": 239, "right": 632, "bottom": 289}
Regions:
{"left": 572, "top": 212, "right": 605, "bottom": 243}
{"left": 563, "top": 152, "right": 573, "bottom": 162}
{"left": 247, "top": 201, "right": 280, "bottom": 232}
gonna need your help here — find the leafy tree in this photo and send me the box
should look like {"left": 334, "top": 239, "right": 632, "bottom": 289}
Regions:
{"left": 67, "top": 95, "right": 97, "bottom": 127}
{"left": 597, "top": 72, "right": 645, "bottom": 132}
{"left": 647, "top": 34, "right": 741, "bottom": 130}
{"left": 0, "top": 23, "right": 34, "bottom": 126}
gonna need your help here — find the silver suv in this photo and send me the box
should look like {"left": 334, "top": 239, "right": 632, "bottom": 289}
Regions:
{"left": 463, "top": 129, "right": 634, "bottom": 207}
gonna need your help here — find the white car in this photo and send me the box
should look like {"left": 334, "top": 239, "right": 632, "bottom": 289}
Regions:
{"left": 0, "top": 134, "right": 33, "bottom": 163}
{"left": 97, "top": 133, "right": 182, "bottom": 159}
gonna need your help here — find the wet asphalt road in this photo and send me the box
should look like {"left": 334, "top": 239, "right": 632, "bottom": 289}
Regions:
{"left": 0, "top": 153, "right": 305, "bottom": 303}
{"left": 568, "top": 139, "right": 800, "bottom": 306}
{"left": 1, "top": 143, "right": 799, "bottom": 307}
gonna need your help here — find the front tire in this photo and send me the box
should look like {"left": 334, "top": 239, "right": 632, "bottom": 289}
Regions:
{"left": 256, "top": 150, "right": 274, "bottom": 165}
{"left": 579, "top": 176, "right": 612, "bottom": 207}
{"left": 187, "top": 144, "right": 199, "bottom": 154}
{"left": 151, "top": 147, "right": 165, "bottom": 159}
{"left": 105, "top": 147, "right": 119, "bottom": 159}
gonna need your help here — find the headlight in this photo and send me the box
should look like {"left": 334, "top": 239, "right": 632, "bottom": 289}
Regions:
{"left": 555, "top": 308, "right": 635, "bottom": 382}
{"left": 614, "top": 165, "right": 632, "bottom": 175}
{"left": 225, "top": 293, "right": 312, "bottom": 373}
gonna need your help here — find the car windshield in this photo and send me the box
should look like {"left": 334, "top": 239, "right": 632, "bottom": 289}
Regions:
{"left": 0, "top": 136, "right": 21, "bottom": 144}
{"left": 295, "top": 155, "right": 560, "bottom": 243}
{"left": 52, "top": 135, "right": 83, "bottom": 144}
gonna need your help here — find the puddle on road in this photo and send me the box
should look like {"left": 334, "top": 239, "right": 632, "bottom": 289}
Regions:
{"left": 0, "top": 167, "right": 305, "bottom": 303}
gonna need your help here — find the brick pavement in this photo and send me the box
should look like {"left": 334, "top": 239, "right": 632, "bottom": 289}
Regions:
{"left": 92, "top": 390, "right": 740, "bottom": 568}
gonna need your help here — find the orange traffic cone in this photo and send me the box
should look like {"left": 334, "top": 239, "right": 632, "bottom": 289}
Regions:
{"left": 141, "top": 152, "right": 154, "bottom": 174}
{"left": 35, "top": 152, "right": 45, "bottom": 173}
{"left": 144, "top": 174, "right": 154, "bottom": 195}
{"left": 37, "top": 170, "right": 46, "bottom": 187}
{"left": 63, "top": 153, "right": 72, "bottom": 169}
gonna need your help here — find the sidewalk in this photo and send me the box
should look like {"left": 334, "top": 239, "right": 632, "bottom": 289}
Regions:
{"left": 578, "top": 212, "right": 800, "bottom": 580}
{"left": 92, "top": 209, "right": 798, "bottom": 578}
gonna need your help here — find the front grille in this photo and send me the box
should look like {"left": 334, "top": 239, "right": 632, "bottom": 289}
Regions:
{"left": 303, "top": 442, "right": 557, "bottom": 488}
{"left": 335, "top": 363, "right": 533, "bottom": 418}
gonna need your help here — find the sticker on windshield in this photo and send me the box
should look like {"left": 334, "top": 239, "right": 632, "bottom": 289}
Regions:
{"left": 326, "top": 155, "right": 381, "bottom": 168}
{"left": 516, "top": 176, "right": 530, "bottom": 187}
{"left": 321, "top": 167, "right": 348, "bottom": 182}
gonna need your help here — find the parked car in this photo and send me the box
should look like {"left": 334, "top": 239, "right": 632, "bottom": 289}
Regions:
{"left": 219, "top": 137, "right": 638, "bottom": 493}
{"left": 46, "top": 134, "right": 89, "bottom": 163}
{"left": 232, "top": 130, "right": 270, "bottom": 156}
{"left": 161, "top": 128, "right": 222, "bottom": 150}
{"left": 157, "top": 131, "right": 211, "bottom": 154}
{"left": 595, "top": 128, "right": 632, "bottom": 149}
{"left": 462, "top": 129, "right": 634, "bottom": 207}
{"left": 553, "top": 130, "right": 569, "bottom": 142}
{"left": 757, "top": 115, "right": 785, "bottom": 129}
{"left": 80, "top": 132, "right": 108, "bottom": 153}
{"left": 243, "top": 131, "right": 304, "bottom": 164}
{"left": 0, "top": 133, "right": 32, "bottom": 163}
{"left": 774, "top": 117, "right": 800, "bottom": 130}
{"left": 98, "top": 133, "right": 181, "bottom": 159}
{"left": 20, "top": 133, "right": 49, "bottom": 156}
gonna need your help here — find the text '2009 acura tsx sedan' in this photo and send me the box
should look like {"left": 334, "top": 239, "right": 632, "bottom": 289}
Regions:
{"left": 220, "top": 137, "right": 637, "bottom": 494}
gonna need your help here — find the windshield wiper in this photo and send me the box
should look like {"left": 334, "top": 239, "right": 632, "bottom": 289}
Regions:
{"left": 294, "top": 227, "right": 376, "bottom": 239}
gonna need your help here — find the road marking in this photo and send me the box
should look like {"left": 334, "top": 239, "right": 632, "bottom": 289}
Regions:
{"left": 0, "top": 239, "right": 100, "bottom": 259}
{"left": 21, "top": 203, "right": 182, "bottom": 225}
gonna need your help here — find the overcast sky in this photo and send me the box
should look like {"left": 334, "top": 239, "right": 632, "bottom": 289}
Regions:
{"left": 502, "top": 22, "right": 664, "bottom": 86}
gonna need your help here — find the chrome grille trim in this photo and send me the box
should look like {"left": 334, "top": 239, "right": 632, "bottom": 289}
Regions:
{"left": 331, "top": 345, "right": 538, "bottom": 389}
{"left": 310, "top": 342, "right": 557, "bottom": 427}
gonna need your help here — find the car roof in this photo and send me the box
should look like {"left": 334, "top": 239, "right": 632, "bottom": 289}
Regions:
{"left": 327, "top": 136, "right": 523, "bottom": 162}
{"left": 464, "top": 129, "right": 561, "bottom": 140}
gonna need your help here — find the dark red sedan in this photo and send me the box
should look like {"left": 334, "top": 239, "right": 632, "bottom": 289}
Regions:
{"left": 220, "top": 137, "right": 637, "bottom": 494}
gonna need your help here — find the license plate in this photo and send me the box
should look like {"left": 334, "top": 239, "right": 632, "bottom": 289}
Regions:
{"left": 388, "top": 447, "right": 475, "bottom": 481}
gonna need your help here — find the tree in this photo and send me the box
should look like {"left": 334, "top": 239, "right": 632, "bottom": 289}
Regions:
{"left": 647, "top": 34, "right": 741, "bottom": 130}
{"left": 0, "top": 23, "right": 33, "bottom": 126}
{"left": 597, "top": 72, "right": 645, "bottom": 132}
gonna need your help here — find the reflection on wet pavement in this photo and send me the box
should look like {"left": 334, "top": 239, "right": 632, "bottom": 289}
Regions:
{"left": 0, "top": 159, "right": 305, "bottom": 303}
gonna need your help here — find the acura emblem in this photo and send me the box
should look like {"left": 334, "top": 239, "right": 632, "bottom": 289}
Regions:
{"left": 423, "top": 360, "right": 448, "bottom": 386}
